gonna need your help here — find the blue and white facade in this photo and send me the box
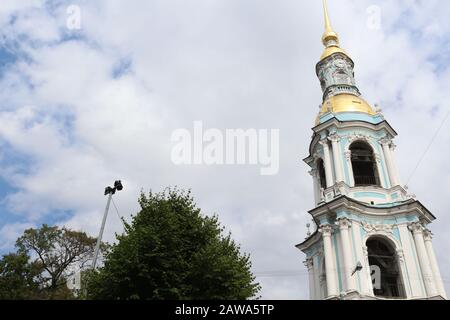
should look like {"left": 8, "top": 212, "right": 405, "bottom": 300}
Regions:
{"left": 296, "top": 1, "right": 447, "bottom": 300}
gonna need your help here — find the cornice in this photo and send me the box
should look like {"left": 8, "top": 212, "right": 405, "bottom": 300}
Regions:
{"left": 307, "top": 196, "right": 436, "bottom": 223}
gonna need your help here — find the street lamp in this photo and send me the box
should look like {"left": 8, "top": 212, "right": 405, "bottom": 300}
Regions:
{"left": 92, "top": 180, "right": 124, "bottom": 269}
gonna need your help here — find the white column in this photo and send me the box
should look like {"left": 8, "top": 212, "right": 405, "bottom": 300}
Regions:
{"left": 305, "top": 258, "right": 316, "bottom": 300}
{"left": 344, "top": 151, "right": 355, "bottom": 187}
{"left": 380, "top": 138, "right": 399, "bottom": 187}
{"left": 320, "top": 139, "right": 334, "bottom": 188}
{"left": 336, "top": 218, "right": 356, "bottom": 292}
{"left": 423, "top": 230, "right": 447, "bottom": 299}
{"left": 352, "top": 221, "right": 370, "bottom": 295}
{"left": 390, "top": 143, "right": 402, "bottom": 187}
{"left": 309, "top": 169, "right": 320, "bottom": 205}
{"left": 374, "top": 153, "right": 388, "bottom": 188}
{"left": 409, "top": 222, "right": 438, "bottom": 297}
{"left": 320, "top": 225, "right": 339, "bottom": 297}
{"left": 313, "top": 258, "right": 322, "bottom": 299}
{"left": 396, "top": 249, "right": 412, "bottom": 298}
{"left": 362, "top": 246, "right": 374, "bottom": 296}
{"left": 319, "top": 274, "right": 327, "bottom": 299}
{"left": 329, "top": 134, "right": 344, "bottom": 183}
{"left": 398, "top": 224, "right": 423, "bottom": 298}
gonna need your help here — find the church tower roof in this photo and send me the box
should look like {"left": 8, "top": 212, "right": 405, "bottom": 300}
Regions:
{"left": 320, "top": 0, "right": 347, "bottom": 61}
{"left": 315, "top": 0, "right": 376, "bottom": 124}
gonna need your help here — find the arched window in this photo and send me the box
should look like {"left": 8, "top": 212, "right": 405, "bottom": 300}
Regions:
{"left": 349, "top": 141, "right": 380, "bottom": 187}
{"left": 366, "top": 237, "right": 405, "bottom": 298}
{"left": 317, "top": 159, "right": 327, "bottom": 190}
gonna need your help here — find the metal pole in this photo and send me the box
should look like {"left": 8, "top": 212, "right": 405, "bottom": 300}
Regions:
{"left": 92, "top": 192, "right": 113, "bottom": 269}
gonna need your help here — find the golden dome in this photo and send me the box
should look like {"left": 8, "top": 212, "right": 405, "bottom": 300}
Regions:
{"left": 320, "top": 94, "right": 375, "bottom": 116}
{"left": 320, "top": 45, "right": 348, "bottom": 61}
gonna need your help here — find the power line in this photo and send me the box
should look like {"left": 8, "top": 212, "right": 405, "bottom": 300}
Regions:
{"left": 406, "top": 108, "right": 450, "bottom": 186}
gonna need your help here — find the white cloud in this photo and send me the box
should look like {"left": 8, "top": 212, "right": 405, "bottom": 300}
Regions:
{"left": 0, "top": 222, "right": 34, "bottom": 250}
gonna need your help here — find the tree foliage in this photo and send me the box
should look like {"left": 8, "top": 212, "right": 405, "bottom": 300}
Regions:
{"left": 86, "top": 188, "right": 261, "bottom": 300}
{"left": 17, "top": 224, "right": 97, "bottom": 294}
{"left": 0, "top": 253, "right": 43, "bottom": 299}
{"left": 0, "top": 224, "right": 99, "bottom": 299}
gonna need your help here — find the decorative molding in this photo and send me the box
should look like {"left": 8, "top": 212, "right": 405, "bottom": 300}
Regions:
{"left": 319, "top": 139, "right": 330, "bottom": 147}
{"left": 374, "top": 153, "right": 382, "bottom": 164}
{"left": 404, "top": 185, "right": 417, "bottom": 200}
{"left": 313, "top": 152, "right": 321, "bottom": 161}
{"left": 362, "top": 246, "right": 368, "bottom": 258}
{"left": 328, "top": 133, "right": 341, "bottom": 143}
{"left": 362, "top": 222, "right": 394, "bottom": 235}
{"left": 396, "top": 249, "right": 405, "bottom": 264}
{"left": 347, "top": 133, "right": 371, "bottom": 145}
{"left": 304, "top": 258, "right": 314, "bottom": 271}
{"left": 390, "top": 143, "right": 397, "bottom": 151}
{"left": 344, "top": 151, "right": 352, "bottom": 162}
{"left": 328, "top": 127, "right": 338, "bottom": 135}
{"left": 336, "top": 217, "right": 352, "bottom": 230}
{"left": 309, "top": 169, "right": 318, "bottom": 178}
{"left": 319, "top": 225, "right": 334, "bottom": 237}
{"left": 319, "top": 187, "right": 326, "bottom": 202}
{"left": 423, "top": 229, "right": 433, "bottom": 242}
{"left": 374, "top": 104, "right": 383, "bottom": 114}
{"left": 379, "top": 137, "right": 391, "bottom": 146}
{"left": 333, "top": 184, "right": 342, "bottom": 197}
{"left": 408, "top": 222, "right": 424, "bottom": 235}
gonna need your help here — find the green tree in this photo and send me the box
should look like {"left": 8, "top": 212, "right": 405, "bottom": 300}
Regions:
{"left": 16, "top": 224, "right": 98, "bottom": 299}
{"left": 0, "top": 252, "right": 43, "bottom": 300}
{"left": 86, "top": 188, "right": 261, "bottom": 300}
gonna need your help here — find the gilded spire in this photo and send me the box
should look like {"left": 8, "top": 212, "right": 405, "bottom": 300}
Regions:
{"left": 319, "top": 0, "right": 348, "bottom": 61}
{"left": 321, "top": 0, "right": 339, "bottom": 47}
{"left": 323, "top": 0, "right": 333, "bottom": 35}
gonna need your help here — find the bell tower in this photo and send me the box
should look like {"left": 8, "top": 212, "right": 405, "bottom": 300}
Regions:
{"left": 296, "top": 0, "right": 447, "bottom": 300}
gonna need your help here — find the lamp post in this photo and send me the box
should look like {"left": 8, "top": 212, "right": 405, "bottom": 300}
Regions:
{"left": 92, "top": 180, "right": 123, "bottom": 269}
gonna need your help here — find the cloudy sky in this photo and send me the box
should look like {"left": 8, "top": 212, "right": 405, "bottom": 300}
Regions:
{"left": 0, "top": 0, "right": 449, "bottom": 299}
